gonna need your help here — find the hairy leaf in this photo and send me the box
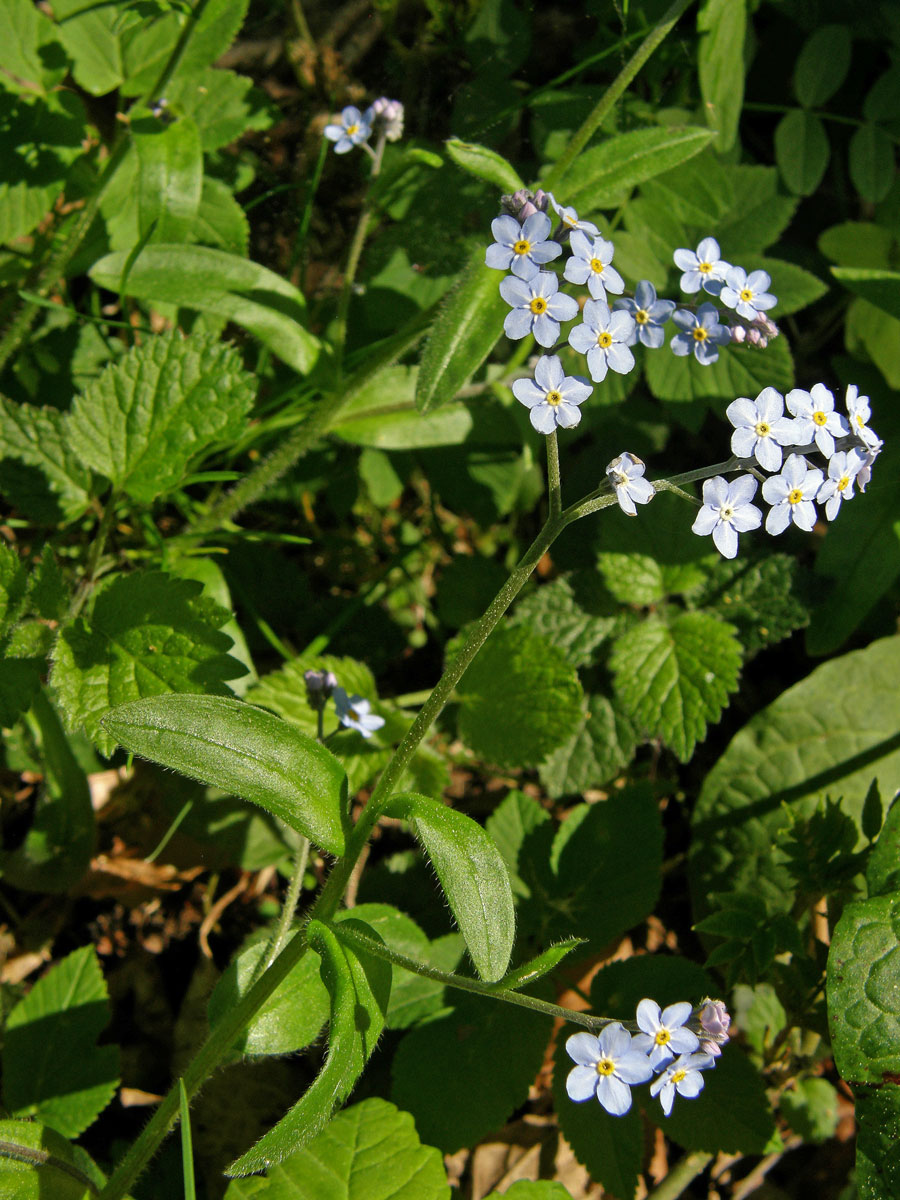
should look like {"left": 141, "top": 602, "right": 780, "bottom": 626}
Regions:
{"left": 445, "top": 138, "right": 523, "bottom": 190}
{"left": 0, "top": 1119, "right": 106, "bottom": 1199}
{"left": 560, "top": 126, "right": 716, "bottom": 207}
{"left": 697, "top": 0, "right": 747, "bottom": 152}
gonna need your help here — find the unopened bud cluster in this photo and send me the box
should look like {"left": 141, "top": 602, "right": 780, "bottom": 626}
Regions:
{"left": 303, "top": 670, "right": 385, "bottom": 737}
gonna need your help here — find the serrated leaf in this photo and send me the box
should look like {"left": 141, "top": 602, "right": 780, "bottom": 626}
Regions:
{"left": 695, "top": 551, "right": 810, "bottom": 656}
{"left": 0, "top": 0, "right": 66, "bottom": 95}
{"left": 101, "top": 694, "right": 348, "bottom": 855}
{"left": 391, "top": 990, "right": 551, "bottom": 1153}
{"left": 596, "top": 551, "right": 705, "bottom": 606}
{"left": 455, "top": 624, "right": 584, "bottom": 767}
{"left": 780, "top": 1078, "right": 840, "bottom": 1143}
{"left": 227, "top": 919, "right": 390, "bottom": 1176}
{"left": 382, "top": 792, "right": 514, "bottom": 982}
{"left": 697, "top": 0, "right": 746, "bottom": 152}
{"left": 223, "top": 1098, "right": 450, "bottom": 1200}
{"left": 119, "top": 0, "right": 249, "bottom": 97}
{"left": 794, "top": 25, "right": 852, "bottom": 107}
{"left": 415, "top": 246, "right": 508, "bottom": 412}
{"left": 849, "top": 125, "right": 896, "bottom": 204}
{"left": 0, "top": 1120, "right": 106, "bottom": 1199}
{"left": 89, "top": 245, "right": 320, "bottom": 375}
{"left": 559, "top": 126, "right": 716, "bottom": 207}
{"left": 51, "top": 0, "right": 123, "bottom": 96}
{"left": 51, "top": 570, "right": 247, "bottom": 757}
{"left": 774, "top": 110, "right": 829, "bottom": 197}
{"left": 509, "top": 571, "right": 618, "bottom": 669}
{"left": 2, "top": 947, "right": 119, "bottom": 1138}
{"left": 867, "top": 796, "right": 900, "bottom": 897}
{"left": 644, "top": 335, "right": 794, "bottom": 404}
{"left": 0, "top": 543, "right": 27, "bottom": 637}
{"left": 164, "top": 66, "right": 275, "bottom": 151}
{"left": 855, "top": 1086, "right": 900, "bottom": 1200}
{"left": 540, "top": 693, "right": 638, "bottom": 799}
{"left": 66, "top": 331, "right": 254, "bottom": 503}
{"left": 445, "top": 138, "right": 523, "bottom": 190}
{"left": 691, "top": 634, "right": 900, "bottom": 917}
{"left": 610, "top": 611, "right": 742, "bottom": 762}
{"left": 0, "top": 92, "right": 85, "bottom": 241}
{"left": 0, "top": 395, "right": 92, "bottom": 522}
{"left": 828, "top": 891, "right": 900, "bottom": 1084}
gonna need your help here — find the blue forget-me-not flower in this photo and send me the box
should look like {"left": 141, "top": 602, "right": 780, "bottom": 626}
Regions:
{"left": 324, "top": 106, "right": 372, "bottom": 154}
{"left": 565, "top": 1025, "right": 654, "bottom": 1116}
{"left": 786, "top": 384, "right": 850, "bottom": 458}
{"left": 568, "top": 300, "right": 635, "bottom": 381}
{"left": 512, "top": 355, "right": 592, "bottom": 433}
{"left": 719, "top": 267, "right": 777, "bottom": 322}
{"left": 500, "top": 272, "right": 579, "bottom": 347}
{"left": 606, "top": 452, "right": 655, "bottom": 516}
{"left": 817, "top": 448, "right": 867, "bottom": 520}
{"left": 615, "top": 280, "right": 675, "bottom": 349}
{"left": 486, "top": 212, "right": 562, "bottom": 280}
{"left": 726, "top": 387, "right": 796, "bottom": 472}
{"left": 333, "top": 687, "right": 385, "bottom": 738}
{"left": 633, "top": 1000, "right": 700, "bottom": 1070}
{"left": 563, "top": 231, "right": 625, "bottom": 303}
{"left": 692, "top": 475, "right": 763, "bottom": 559}
{"left": 762, "top": 454, "right": 824, "bottom": 535}
{"left": 673, "top": 237, "right": 731, "bottom": 294}
{"left": 670, "top": 303, "right": 730, "bottom": 364}
{"left": 651, "top": 1052, "right": 716, "bottom": 1116}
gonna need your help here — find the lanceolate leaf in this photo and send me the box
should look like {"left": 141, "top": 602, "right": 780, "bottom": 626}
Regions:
{"left": 381, "top": 792, "right": 515, "bottom": 982}
{"left": 227, "top": 919, "right": 391, "bottom": 1176}
{"left": 831, "top": 266, "right": 900, "bottom": 323}
{"left": 444, "top": 138, "right": 524, "bottom": 191}
{"left": 556, "top": 126, "right": 716, "bottom": 208}
{"left": 415, "top": 245, "right": 508, "bottom": 412}
{"left": 133, "top": 115, "right": 204, "bottom": 243}
{"left": 101, "top": 694, "right": 349, "bottom": 856}
{"left": 0, "top": 1119, "right": 107, "bottom": 1199}
{"left": 697, "top": 0, "right": 747, "bottom": 152}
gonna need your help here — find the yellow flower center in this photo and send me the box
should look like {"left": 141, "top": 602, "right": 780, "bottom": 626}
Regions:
{"left": 597, "top": 331, "right": 613, "bottom": 348}
{"left": 721, "top": 504, "right": 735, "bottom": 520}
{"left": 347, "top": 707, "right": 360, "bottom": 722}
{"left": 699, "top": 261, "right": 712, "bottom": 274}
{"left": 514, "top": 239, "right": 531, "bottom": 256}
{"left": 754, "top": 420, "right": 771, "bottom": 437}
{"left": 692, "top": 327, "right": 708, "bottom": 342}
{"left": 590, "top": 258, "right": 605, "bottom": 274}
{"left": 596, "top": 1058, "right": 616, "bottom": 1077}
{"left": 856, "top": 413, "right": 865, "bottom": 427}
{"left": 546, "top": 389, "right": 562, "bottom": 406}
{"left": 530, "top": 296, "right": 548, "bottom": 315}
{"left": 346, "top": 123, "right": 359, "bottom": 135}
{"left": 672, "top": 1069, "right": 687, "bottom": 1084}
{"left": 635, "top": 309, "right": 649, "bottom": 324}
{"left": 563, "top": 214, "right": 577, "bottom": 228}
{"left": 740, "top": 287, "right": 754, "bottom": 302}
{"left": 788, "top": 487, "right": 803, "bottom": 505}
{"left": 655, "top": 1030, "right": 671, "bottom": 1047}
{"left": 813, "top": 410, "right": 828, "bottom": 426}
{"left": 838, "top": 475, "right": 850, "bottom": 492}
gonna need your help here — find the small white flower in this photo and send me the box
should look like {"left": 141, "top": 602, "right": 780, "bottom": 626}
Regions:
{"left": 845, "top": 384, "right": 881, "bottom": 450}
{"left": 324, "top": 105, "right": 372, "bottom": 154}
{"left": 486, "top": 212, "right": 562, "bottom": 280}
{"left": 857, "top": 440, "right": 883, "bottom": 493}
{"left": 633, "top": 999, "right": 700, "bottom": 1070}
{"left": 786, "top": 384, "right": 850, "bottom": 458}
{"left": 651, "top": 1052, "right": 716, "bottom": 1117}
{"left": 500, "top": 271, "right": 579, "bottom": 347}
{"left": 565, "top": 1024, "right": 654, "bottom": 1116}
{"left": 568, "top": 300, "right": 636, "bottom": 382}
{"left": 606, "top": 452, "right": 655, "bottom": 516}
{"left": 718, "top": 267, "right": 777, "bottom": 321}
{"left": 512, "top": 355, "right": 592, "bottom": 433}
{"left": 333, "top": 687, "right": 385, "bottom": 738}
{"left": 725, "top": 387, "right": 796, "bottom": 471}
{"left": 673, "top": 237, "right": 731, "bottom": 294}
{"left": 692, "top": 475, "right": 762, "bottom": 558}
{"left": 817, "top": 448, "right": 867, "bottom": 520}
{"left": 548, "top": 194, "right": 600, "bottom": 238}
{"left": 762, "top": 454, "right": 824, "bottom": 535}
{"left": 563, "top": 231, "right": 625, "bottom": 302}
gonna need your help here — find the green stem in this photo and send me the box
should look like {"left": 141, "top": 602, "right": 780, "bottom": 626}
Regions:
{"left": 646, "top": 1152, "right": 714, "bottom": 1200}
{"left": 541, "top": 0, "right": 695, "bottom": 194}
{"left": 334, "top": 131, "right": 387, "bottom": 377}
{"left": 547, "top": 430, "right": 561, "bottom": 520}
{"left": 68, "top": 493, "right": 120, "bottom": 620}
{"left": 263, "top": 838, "right": 310, "bottom": 969}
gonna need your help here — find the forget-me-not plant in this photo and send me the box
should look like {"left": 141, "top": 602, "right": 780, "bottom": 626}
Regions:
{"left": 670, "top": 303, "right": 731, "bottom": 364}
{"left": 615, "top": 280, "right": 675, "bottom": 348}
{"left": 565, "top": 1026, "right": 655, "bottom": 1116}
{"left": 563, "top": 231, "right": 625, "bottom": 302}
{"left": 692, "top": 475, "right": 763, "bottom": 559}
{"left": 726, "top": 387, "right": 796, "bottom": 472}
{"left": 568, "top": 300, "right": 636, "bottom": 381}
{"left": 500, "top": 272, "right": 578, "bottom": 346}
{"left": 512, "top": 355, "right": 592, "bottom": 433}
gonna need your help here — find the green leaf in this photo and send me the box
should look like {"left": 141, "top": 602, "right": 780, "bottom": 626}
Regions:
{"left": 610, "top": 611, "right": 742, "bottom": 762}
{"left": 496, "top": 938, "right": 583, "bottom": 991}
{"left": 0, "top": 1120, "right": 106, "bottom": 1199}
{"left": 831, "top": 266, "right": 900, "bottom": 322}
{"left": 119, "top": 0, "right": 249, "bottom": 97}
{"left": 381, "top": 792, "right": 514, "bottom": 982}
{"left": 780, "top": 1078, "right": 840, "bottom": 1143}
{"left": 444, "top": 138, "right": 523, "bottom": 191}
{"left": 164, "top": 66, "right": 275, "bottom": 151}
{"left": 509, "top": 571, "right": 619, "bottom": 669}
{"left": 484, "top": 788, "right": 552, "bottom": 901}
{"left": 697, "top": 0, "right": 747, "bottom": 152}
{"left": 867, "top": 796, "right": 900, "bottom": 898}
{"left": 0, "top": 92, "right": 85, "bottom": 242}
{"left": 589, "top": 955, "right": 713, "bottom": 1017}
{"left": 828, "top": 890, "right": 900, "bottom": 1084}
{"left": 865, "top": 65, "right": 900, "bottom": 122}
{"left": 0, "top": 658, "right": 42, "bottom": 732}
{"left": 694, "top": 551, "right": 810, "bottom": 657}
{"left": 0, "top": 543, "right": 27, "bottom": 637}
{"left": 0, "top": 0, "right": 66, "bottom": 95}
{"left": 391, "top": 990, "right": 551, "bottom": 1154}
{"left": 691, "top": 634, "right": 900, "bottom": 917}
{"left": 2, "top": 946, "right": 119, "bottom": 1138}
{"left": 0, "top": 395, "right": 92, "bottom": 522}
{"left": 66, "top": 331, "right": 254, "bottom": 503}
{"left": 51, "top": 570, "right": 247, "bottom": 757}
{"left": 332, "top": 365, "right": 473, "bottom": 447}
{"left": 774, "top": 110, "right": 830, "bottom": 196}
{"left": 223, "top": 1097, "right": 450, "bottom": 1200}
{"left": 539, "top": 694, "right": 638, "bottom": 799}
{"left": 193, "top": 175, "right": 249, "bottom": 254}
{"left": 133, "top": 115, "right": 203, "bottom": 242}
{"left": 644, "top": 334, "right": 794, "bottom": 404}
{"left": 485, "top": 1185, "right": 573, "bottom": 1200}
{"left": 100, "top": 694, "right": 348, "bottom": 855}
{"left": 558, "top": 126, "right": 716, "bottom": 208}
{"left": 51, "top": 0, "right": 123, "bottom": 96}
{"left": 455, "top": 624, "right": 584, "bottom": 768}
{"left": 753, "top": 256, "right": 827, "bottom": 316}
{"left": 89, "top": 245, "right": 321, "bottom": 375}
{"left": 415, "top": 246, "right": 508, "bottom": 412}
{"left": 714, "top": 165, "right": 799, "bottom": 255}
{"left": 793, "top": 25, "right": 852, "bottom": 107}
{"left": 820, "top": 221, "right": 897, "bottom": 269}
{"left": 855, "top": 1086, "right": 900, "bottom": 1200}
{"left": 227, "top": 919, "right": 391, "bottom": 1176}
{"left": 849, "top": 125, "right": 896, "bottom": 204}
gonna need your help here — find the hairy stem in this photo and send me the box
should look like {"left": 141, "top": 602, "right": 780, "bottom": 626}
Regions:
{"left": 646, "top": 1151, "right": 714, "bottom": 1200}
{"left": 547, "top": 430, "right": 562, "bottom": 519}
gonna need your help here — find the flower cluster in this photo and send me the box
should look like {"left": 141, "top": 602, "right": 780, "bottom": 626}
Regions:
{"left": 303, "top": 669, "right": 385, "bottom": 738}
{"left": 566, "top": 998, "right": 730, "bottom": 1117}
{"left": 324, "top": 97, "right": 404, "bottom": 154}
{"left": 691, "top": 383, "right": 882, "bottom": 558}
{"left": 484, "top": 192, "right": 782, "bottom": 437}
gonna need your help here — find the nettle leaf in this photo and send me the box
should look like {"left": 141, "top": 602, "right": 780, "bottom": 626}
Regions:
{"left": 0, "top": 543, "right": 27, "bottom": 636}
{"left": 867, "top": 796, "right": 900, "bottom": 898}
{"left": 119, "top": 0, "right": 249, "bottom": 97}
{"left": 415, "top": 245, "right": 509, "bottom": 412}
{"left": 540, "top": 693, "right": 639, "bottom": 799}
{"left": 0, "top": 1119, "right": 106, "bottom": 1199}
{"left": 854, "top": 1086, "right": 900, "bottom": 1200}
{"left": 509, "top": 571, "right": 620, "bottom": 669}
{"left": 445, "top": 138, "right": 523, "bottom": 190}
{"left": 51, "top": 569, "right": 247, "bottom": 757}
{"left": 0, "top": 0, "right": 66, "bottom": 95}
{"left": 774, "top": 110, "right": 830, "bottom": 197}
{"left": 697, "top": 0, "right": 746, "bottom": 152}
{"left": 66, "top": 331, "right": 254, "bottom": 503}
{"left": 0, "top": 395, "right": 92, "bottom": 523}
{"left": 224, "top": 1097, "right": 449, "bottom": 1200}
{"left": 90, "top": 245, "right": 321, "bottom": 375}
{"left": 644, "top": 333, "right": 794, "bottom": 404}
{"left": 0, "top": 92, "right": 85, "bottom": 242}
{"left": 51, "top": 0, "right": 124, "bottom": 96}
{"left": 164, "top": 66, "right": 275, "bottom": 151}
{"left": 2, "top": 946, "right": 119, "bottom": 1138}
{"left": 133, "top": 115, "right": 203, "bottom": 242}
{"left": 228, "top": 919, "right": 391, "bottom": 1176}
{"left": 695, "top": 551, "right": 811, "bottom": 657}
{"left": 827, "top": 891, "right": 900, "bottom": 1085}
{"left": 101, "top": 694, "right": 348, "bottom": 855}
{"left": 691, "top": 634, "right": 900, "bottom": 917}
{"left": 391, "top": 990, "right": 552, "bottom": 1154}
{"left": 558, "top": 126, "right": 716, "bottom": 208}
{"left": 610, "top": 611, "right": 742, "bottom": 762}
{"left": 382, "top": 792, "right": 515, "bottom": 982}
{"left": 455, "top": 624, "right": 584, "bottom": 767}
